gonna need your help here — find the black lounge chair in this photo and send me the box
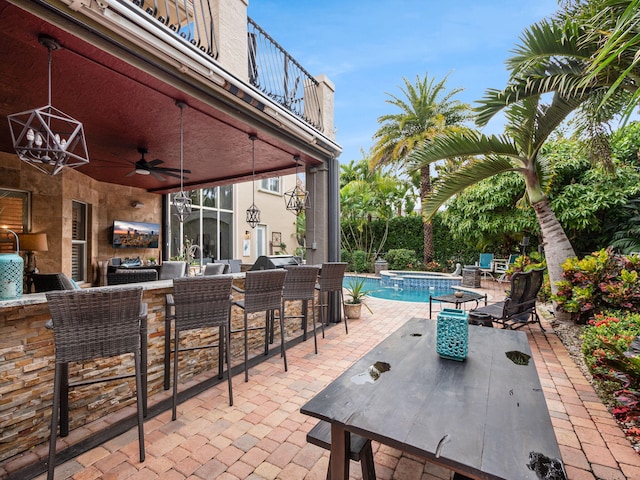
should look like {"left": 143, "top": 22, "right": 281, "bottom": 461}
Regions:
{"left": 468, "top": 268, "right": 545, "bottom": 331}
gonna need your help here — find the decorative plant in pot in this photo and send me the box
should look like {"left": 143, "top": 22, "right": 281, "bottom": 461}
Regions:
{"left": 344, "top": 275, "right": 373, "bottom": 319}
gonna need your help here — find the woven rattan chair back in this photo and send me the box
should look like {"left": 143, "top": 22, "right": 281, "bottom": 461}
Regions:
{"left": 173, "top": 275, "right": 233, "bottom": 331}
{"left": 242, "top": 269, "right": 287, "bottom": 313}
{"left": 45, "top": 286, "right": 145, "bottom": 480}
{"left": 232, "top": 269, "right": 287, "bottom": 382}
{"left": 281, "top": 265, "right": 321, "bottom": 354}
{"left": 283, "top": 265, "right": 319, "bottom": 301}
{"left": 316, "top": 262, "right": 348, "bottom": 334}
{"left": 317, "top": 262, "right": 347, "bottom": 293}
{"left": 170, "top": 276, "right": 234, "bottom": 419}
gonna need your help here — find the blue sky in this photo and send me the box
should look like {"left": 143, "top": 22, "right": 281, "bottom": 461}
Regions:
{"left": 248, "top": 0, "right": 560, "bottom": 164}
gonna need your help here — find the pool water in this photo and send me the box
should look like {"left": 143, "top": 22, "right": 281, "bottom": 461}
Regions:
{"left": 343, "top": 276, "right": 454, "bottom": 303}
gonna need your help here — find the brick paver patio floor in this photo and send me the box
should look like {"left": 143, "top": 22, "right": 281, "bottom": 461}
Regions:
{"left": 12, "top": 280, "right": 640, "bottom": 479}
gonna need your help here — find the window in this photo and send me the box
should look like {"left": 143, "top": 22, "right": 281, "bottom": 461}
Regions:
{"left": 256, "top": 225, "right": 267, "bottom": 257}
{"left": 71, "top": 201, "right": 87, "bottom": 283}
{"left": 0, "top": 189, "right": 29, "bottom": 253}
{"left": 260, "top": 177, "right": 280, "bottom": 194}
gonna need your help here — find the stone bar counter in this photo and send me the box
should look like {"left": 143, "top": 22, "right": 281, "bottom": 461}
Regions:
{"left": 0, "top": 275, "right": 312, "bottom": 466}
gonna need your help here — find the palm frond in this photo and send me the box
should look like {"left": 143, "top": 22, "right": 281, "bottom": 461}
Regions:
{"left": 422, "top": 157, "right": 521, "bottom": 220}
{"left": 407, "top": 131, "right": 521, "bottom": 169}
{"left": 508, "top": 18, "right": 593, "bottom": 76}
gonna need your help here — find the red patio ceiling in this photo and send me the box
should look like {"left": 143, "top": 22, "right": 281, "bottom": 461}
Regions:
{"left": 0, "top": 0, "right": 330, "bottom": 194}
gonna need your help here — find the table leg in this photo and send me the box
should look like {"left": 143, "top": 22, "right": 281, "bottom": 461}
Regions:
{"left": 330, "top": 423, "right": 350, "bottom": 480}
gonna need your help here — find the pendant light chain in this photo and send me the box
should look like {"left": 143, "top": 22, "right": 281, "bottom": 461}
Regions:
{"left": 172, "top": 101, "right": 192, "bottom": 222}
{"left": 246, "top": 134, "right": 261, "bottom": 228}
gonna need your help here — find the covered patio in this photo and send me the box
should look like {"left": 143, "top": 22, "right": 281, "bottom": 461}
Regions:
{"left": 5, "top": 281, "right": 640, "bottom": 480}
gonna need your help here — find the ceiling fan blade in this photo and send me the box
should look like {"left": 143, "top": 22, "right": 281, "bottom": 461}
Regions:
{"left": 161, "top": 171, "right": 186, "bottom": 179}
{"left": 148, "top": 158, "right": 163, "bottom": 166}
{"left": 154, "top": 167, "right": 192, "bottom": 174}
{"left": 125, "top": 170, "right": 137, "bottom": 177}
{"left": 150, "top": 170, "right": 166, "bottom": 181}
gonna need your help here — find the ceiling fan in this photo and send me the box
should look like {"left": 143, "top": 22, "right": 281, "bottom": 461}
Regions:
{"left": 126, "top": 148, "right": 190, "bottom": 181}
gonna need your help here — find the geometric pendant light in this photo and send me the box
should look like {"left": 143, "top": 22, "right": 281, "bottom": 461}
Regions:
{"left": 7, "top": 35, "right": 89, "bottom": 175}
{"left": 284, "top": 155, "right": 309, "bottom": 215}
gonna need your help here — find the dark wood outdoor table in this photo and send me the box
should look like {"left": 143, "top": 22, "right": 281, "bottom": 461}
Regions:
{"left": 301, "top": 318, "right": 565, "bottom": 480}
{"left": 429, "top": 291, "right": 487, "bottom": 318}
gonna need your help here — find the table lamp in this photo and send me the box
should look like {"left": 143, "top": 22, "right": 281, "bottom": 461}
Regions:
{"left": 18, "top": 232, "right": 48, "bottom": 293}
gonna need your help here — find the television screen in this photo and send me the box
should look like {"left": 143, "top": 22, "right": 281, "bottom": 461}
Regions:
{"left": 112, "top": 220, "right": 160, "bottom": 249}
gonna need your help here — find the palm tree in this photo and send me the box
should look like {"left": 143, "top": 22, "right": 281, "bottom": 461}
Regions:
{"left": 416, "top": 1, "right": 638, "bottom": 321}
{"left": 475, "top": 4, "right": 633, "bottom": 163}
{"left": 370, "top": 73, "right": 470, "bottom": 264}
{"left": 340, "top": 160, "right": 413, "bottom": 258}
{"left": 340, "top": 156, "right": 376, "bottom": 189}
{"left": 409, "top": 94, "right": 580, "bottom": 320}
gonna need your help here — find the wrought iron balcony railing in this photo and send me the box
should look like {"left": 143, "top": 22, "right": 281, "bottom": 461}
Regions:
{"left": 247, "top": 18, "right": 323, "bottom": 131}
{"left": 127, "top": 1, "right": 324, "bottom": 132}
{"left": 131, "top": 0, "right": 219, "bottom": 58}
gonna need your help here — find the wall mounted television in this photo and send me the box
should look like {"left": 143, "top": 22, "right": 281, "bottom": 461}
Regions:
{"left": 112, "top": 220, "right": 160, "bottom": 249}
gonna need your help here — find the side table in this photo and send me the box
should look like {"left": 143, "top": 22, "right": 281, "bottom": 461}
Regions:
{"left": 429, "top": 291, "right": 487, "bottom": 318}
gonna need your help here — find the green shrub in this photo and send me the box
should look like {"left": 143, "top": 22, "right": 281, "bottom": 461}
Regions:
{"left": 341, "top": 249, "right": 371, "bottom": 272}
{"left": 552, "top": 248, "right": 640, "bottom": 323}
{"left": 341, "top": 249, "right": 352, "bottom": 267}
{"left": 351, "top": 250, "right": 370, "bottom": 273}
{"left": 581, "top": 312, "right": 640, "bottom": 408}
{"left": 385, "top": 249, "right": 418, "bottom": 270}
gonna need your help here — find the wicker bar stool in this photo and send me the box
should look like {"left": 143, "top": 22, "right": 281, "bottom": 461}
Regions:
{"left": 45, "top": 287, "right": 146, "bottom": 480}
{"left": 232, "top": 269, "right": 287, "bottom": 382}
{"left": 169, "top": 276, "right": 234, "bottom": 420}
{"left": 280, "top": 265, "right": 321, "bottom": 354}
{"left": 315, "top": 262, "right": 348, "bottom": 334}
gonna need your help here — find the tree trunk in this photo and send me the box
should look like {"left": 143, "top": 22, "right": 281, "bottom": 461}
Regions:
{"left": 532, "top": 198, "right": 576, "bottom": 323}
{"left": 421, "top": 165, "right": 434, "bottom": 263}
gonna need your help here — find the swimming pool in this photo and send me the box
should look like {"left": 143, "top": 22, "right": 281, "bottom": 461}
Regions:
{"left": 343, "top": 275, "right": 456, "bottom": 303}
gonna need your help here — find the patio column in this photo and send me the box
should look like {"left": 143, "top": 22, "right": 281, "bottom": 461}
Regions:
{"left": 305, "top": 156, "right": 342, "bottom": 323}
{"left": 305, "top": 165, "right": 327, "bottom": 266}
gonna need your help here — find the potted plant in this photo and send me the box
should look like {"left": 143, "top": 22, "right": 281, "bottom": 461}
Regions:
{"left": 343, "top": 275, "right": 373, "bottom": 319}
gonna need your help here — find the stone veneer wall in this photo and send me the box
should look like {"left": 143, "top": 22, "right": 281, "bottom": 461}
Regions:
{"left": 0, "top": 278, "right": 314, "bottom": 463}
{"left": 0, "top": 151, "right": 163, "bottom": 285}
